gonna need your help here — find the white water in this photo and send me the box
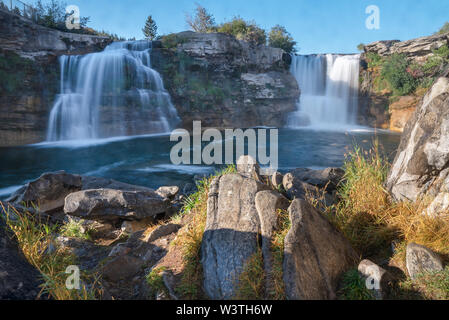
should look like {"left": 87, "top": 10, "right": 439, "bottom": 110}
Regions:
{"left": 47, "top": 40, "right": 180, "bottom": 141}
{"left": 288, "top": 54, "right": 360, "bottom": 130}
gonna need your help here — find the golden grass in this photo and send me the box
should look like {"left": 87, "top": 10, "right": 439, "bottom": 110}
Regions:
{"left": 0, "top": 202, "right": 101, "bottom": 300}
{"left": 312, "top": 141, "right": 449, "bottom": 299}
{"left": 234, "top": 247, "right": 265, "bottom": 300}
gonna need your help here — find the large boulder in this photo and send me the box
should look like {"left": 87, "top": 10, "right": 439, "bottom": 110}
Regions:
{"left": 64, "top": 189, "right": 170, "bottom": 222}
{"left": 386, "top": 77, "right": 449, "bottom": 215}
{"left": 254, "top": 190, "right": 289, "bottom": 297}
{"left": 7, "top": 171, "right": 82, "bottom": 213}
{"left": 283, "top": 199, "right": 358, "bottom": 300}
{"left": 201, "top": 173, "right": 269, "bottom": 299}
{"left": 0, "top": 219, "right": 42, "bottom": 299}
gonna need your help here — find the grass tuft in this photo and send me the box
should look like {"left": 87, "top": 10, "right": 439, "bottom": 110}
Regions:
{"left": 234, "top": 248, "right": 265, "bottom": 300}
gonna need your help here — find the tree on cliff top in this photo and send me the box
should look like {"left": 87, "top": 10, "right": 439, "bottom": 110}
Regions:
{"left": 35, "top": 0, "right": 89, "bottom": 31}
{"left": 268, "top": 25, "right": 296, "bottom": 53}
{"left": 217, "top": 17, "right": 266, "bottom": 46}
{"left": 142, "top": 15, "right": 158, "bottom": 40}
{"left": 185, "top": 3, "right": 216, "bottom": 33}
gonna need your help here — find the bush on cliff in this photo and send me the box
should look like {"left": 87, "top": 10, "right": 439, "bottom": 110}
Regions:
{"left": 268, "top": 25, "right": 297, "bottom": 54}
{"left": 381, "top": 54, "right": 417, "bottom": 96}
{"left": 216, "top": 17, "right": 267, "bottom": 46}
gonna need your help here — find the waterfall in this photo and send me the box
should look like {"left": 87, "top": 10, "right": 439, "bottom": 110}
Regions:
{"left": 288, "top": 54, "right": 360, "bottom": 129}
{"left": 47, "top": 40, "right": 180, "bottom": 141}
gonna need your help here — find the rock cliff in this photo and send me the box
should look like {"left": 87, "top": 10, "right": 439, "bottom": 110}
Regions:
{"left": 0, "top": 9, "right": 111, "bottom": 146}
{"left": 151, "top": 31, "right": 299, "bottom": 129}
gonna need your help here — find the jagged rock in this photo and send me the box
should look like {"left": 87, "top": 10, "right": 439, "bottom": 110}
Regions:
{"left": 7, "top": 171, "right": 82, "bottom": 213}
{"left": 406, "top": 243, "right": 443, "bottom": 280}
{"left": 0, "top": 219, "right": 42, "bottom": 299}
{"left": 386, "top": 77, "right": 449, "bottom": 215}
{"left": 364, "top": 33, "right": 449, "bottom": 58}
{"left": 283, "top": 199, "right": 358, "bottom": 300}
{"left": 155, "top": 186, "right": 179, "bottom": 199}
{"left": 358, "top": 259, "right": 391, "bottom": 300}
{"left": 282, "top": 174, "right": 317, "bottom": 200}
{"left": 64, "top": 189, "right": 170, "bottom": 222}
{"left": 201, "top": 173, "right": 269, "bottom": 299}
{"left": 271, "top": 171, "right": 283, "bottom": 188}
{"left": 284, "top": 167, "right": 344, "bottom": 191}
{"left": 144, "top": 223, "right": 181, "bottom": 243}
{"left": 254, "top": 190, "right": 289, "bottom": 297}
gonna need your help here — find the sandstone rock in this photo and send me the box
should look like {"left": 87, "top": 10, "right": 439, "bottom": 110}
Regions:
{"left": 64, "top": 189, "right": 169, "bottom": 222}
{"left": 254, "top": 190, "right": 289, "bottom": 297}
{"left": 271, "top": 171, "right": 283, "bottom": 188}
{"left": 358, "top": 259, "right": 391, "bottom": 300}
{"left": 389, "top": 96, "right": 420, "bottom": 132}
{"left": 7, "top": 171, "right": 82, "bottom": 213}
{"left": 144, "top": 223, "right": 181, "bottom": 243}
{"left": 201, "top": 173, "right": 269, "bottom": 299}
{"left": 386, "top": 77, "right": 449, "bottom": 213}
{"left": 101, "top": 254, "right": 144, "bottom": 282}
{"left": 155, "top": 186, "right": 179, "bottom": 199}
{"left": 406, "top": 243, "right": 443, "bottom": 280}
{"left": 0, "top": 219, "right": 42, "bottom": 299}
{"left": 283, "top": 199, "right": 358, "bottom": 300}
{"left": 121, "top": 218, "right": 156, "bottom": 234}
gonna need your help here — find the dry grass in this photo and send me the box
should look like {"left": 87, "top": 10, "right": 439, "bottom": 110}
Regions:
{"left": 0, "top": 202, "right": 101, "bottom": 300}
{"left": 234, "top": 247, "right": 265, "bottom": 300}
{"left": 267, "top": 209, "right": 291, "bottom": 300}
{"left": 312, "top": 141, "right": 449, "bottom": 299}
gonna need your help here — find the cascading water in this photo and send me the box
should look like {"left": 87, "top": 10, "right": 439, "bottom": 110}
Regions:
{"left": 288, "top": 54, "right": 360, "bottom": 129}
{"left": 47, "top": 40, "right": 180, "bottom": 141}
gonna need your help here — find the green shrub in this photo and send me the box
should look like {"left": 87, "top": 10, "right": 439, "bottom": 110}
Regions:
{"left": 217, "top": 17, "right": 266, "bottom": 46}
{"left": 268, "top": 25, "right": 297, "bottom": 53}
{"left": 381, "top": 54, "right": 416, "bottom": 96}
{"left": 338, "top": 269, "right": 374, "bottom": 300}
{"left": 366, "top": 52, "right": 383, "bottom": 68}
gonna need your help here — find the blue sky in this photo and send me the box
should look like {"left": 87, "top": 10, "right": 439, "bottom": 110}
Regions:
{"left": 39, "top": 0, "right": 449, "bottom": 54}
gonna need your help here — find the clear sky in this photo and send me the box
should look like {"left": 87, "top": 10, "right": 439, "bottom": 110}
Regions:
{"left": 39, "top": 0, "right": 449, "bottom": 54}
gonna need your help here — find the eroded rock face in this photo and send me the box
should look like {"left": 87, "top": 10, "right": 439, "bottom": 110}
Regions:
{"left": 64, "top": 189, "right": 170, "bottom": 222}
{"left": 0, "top": 219, "right": 42, "bottom": 299}
{"left": 201, "top": 173, "right": 269, "bottom": 299}
{"left": 283, "top": 199, "right": 358, "bottom": 300}
{"left": 406, "top": 243, "right": 443, "bottom": 280}
{"left": 386, "top": 77, "right": 449, "bottom": 215}
{"left": 151, "top": 31, "right": 300, "bottom": 129}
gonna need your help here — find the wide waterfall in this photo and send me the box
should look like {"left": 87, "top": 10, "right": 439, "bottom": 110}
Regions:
{"left": 47, "top": 40, "right": 180, "bottom": 141}
{"left": 288, "top": 54, "right": 360, "bottom": 129}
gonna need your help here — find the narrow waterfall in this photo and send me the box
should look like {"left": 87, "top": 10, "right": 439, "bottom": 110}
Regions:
{"left": 288, "top": 54, "right": 360, "bottom": 129}
{"left": 47, "top": 40, "right": 180, "bottom": 141}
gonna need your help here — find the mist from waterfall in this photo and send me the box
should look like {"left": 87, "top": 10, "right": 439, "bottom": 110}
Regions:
{"left": 288, "top": 54, "right": 360, "bottom": 130}
{"left": 47, "top": 40, "right": 180, "bottom": 141}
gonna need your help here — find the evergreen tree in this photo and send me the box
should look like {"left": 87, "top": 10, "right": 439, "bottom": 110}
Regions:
{"left": 142, "top": 15, "right": 158, "bottom": 40}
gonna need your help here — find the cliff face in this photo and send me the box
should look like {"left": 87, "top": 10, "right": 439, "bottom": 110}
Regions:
{"left": 358, "top": 33, "right": 449, "bottom": 132}
{"left": 0, "top": 9, "right": 111, "bottom": 146}
{"left": 151, "top": 31, "right": 300, "bottom": 129}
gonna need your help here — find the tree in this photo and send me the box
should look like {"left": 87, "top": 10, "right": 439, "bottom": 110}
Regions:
{"left": 35, "top": 0, "right": 89, "bottom": 32}
{"left": 436, "top": 22, "right": 449, "bottom": 35}
{"left": 186, "top": 3, "right": 215, "bottom": 33}
{"left": 357, "top": 43, "right": 365, "bottom": 52}
{"left": 268, "top": 25, "right": 296, "bottom": 53}
{"left": 142, "top": 15, "right": 158, "bottom": 40}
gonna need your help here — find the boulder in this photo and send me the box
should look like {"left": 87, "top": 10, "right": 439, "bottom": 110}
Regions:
{"left": 254, "top": 190, "right": 289, "bottom": 297}
{"left": 81, "top": 176, "right": 154, "bottom": 192}
{"left": 386, "top": 77, "right": 449, "bottom": 215}
{"left": 284, "top": 167, "right": 344, "bottom": 191}
{"left": 201, "top": 173, "right": 269, "bottom": 299}
{"left": 406, "top": 243, "right": 443, "bottom": 280}
{"left": 7, "top": 171, "right": 82, "bottom": 213}
{"left": 283, "top": 199, "right": 358, "bottom": 300}
{"left": 0, "top": 219, "right": 42, "bottom": 299}
{"left": 271, "top": 171, "right": 283, "bottom": 188}
{"left": 155, "top": 186, "right": 179, "bottom": 199}
{"left": 64, "top": 189, "right": 170, "bottom": 222}
{"left": 358, "top": 259, "right": 391, "bottom": 300}
{"left": 282, "top": 174, "right": 317, "bottom": 200}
